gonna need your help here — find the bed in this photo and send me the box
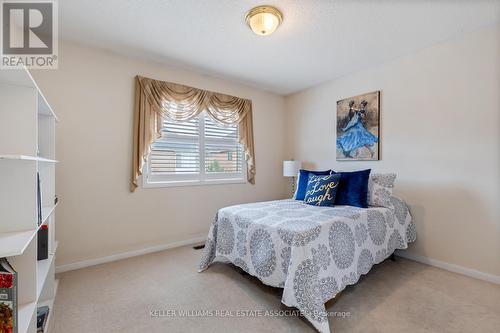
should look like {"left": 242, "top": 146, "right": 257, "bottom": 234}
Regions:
{"left": 198, "top": 198, "right": 416, "bottom": 333}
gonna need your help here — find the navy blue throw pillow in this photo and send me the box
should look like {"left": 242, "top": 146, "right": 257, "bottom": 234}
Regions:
{"left": 333, "top": 169, "right": 371, "bottom": 208}
{"left": 295, "top": 169, "right": 332, "bottom": 200}
{"left": 304, "top": 174, "right": 341, "bottom": 206}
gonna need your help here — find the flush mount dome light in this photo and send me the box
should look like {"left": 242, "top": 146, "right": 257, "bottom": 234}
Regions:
{"left": 245, "top": 5, "right": 283, "bottom": 36}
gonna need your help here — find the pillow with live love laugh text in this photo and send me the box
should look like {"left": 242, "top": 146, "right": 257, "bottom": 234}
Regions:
{"left": 304, "top": 174, "right": 341, "bottom": 206}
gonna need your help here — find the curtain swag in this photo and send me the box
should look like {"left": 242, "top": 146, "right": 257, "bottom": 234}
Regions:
{"left": 132, "top": 75, "right": 255, "bottom": 191}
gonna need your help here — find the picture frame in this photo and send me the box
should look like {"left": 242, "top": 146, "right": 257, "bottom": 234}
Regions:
{"left": 336, "top": 91, "right": 380, "bottom": 161}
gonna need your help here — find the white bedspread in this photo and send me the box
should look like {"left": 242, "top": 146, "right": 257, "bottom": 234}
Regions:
{"left": 199, "top": 198, "right": 416, "bottom": 333}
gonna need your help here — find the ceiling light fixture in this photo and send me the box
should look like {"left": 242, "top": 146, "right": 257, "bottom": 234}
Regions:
{"left": 245, "top": 5, "right": 283, "bottom": 36}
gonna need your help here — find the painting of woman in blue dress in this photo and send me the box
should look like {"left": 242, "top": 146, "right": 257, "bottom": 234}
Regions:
{"left": 336, "top": 91, "right": 380, "bottom": 160}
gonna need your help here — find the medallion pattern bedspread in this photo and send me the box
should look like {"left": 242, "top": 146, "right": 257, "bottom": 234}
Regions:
{"left": 199, "top": 199, "right": 416, "bottom": 333}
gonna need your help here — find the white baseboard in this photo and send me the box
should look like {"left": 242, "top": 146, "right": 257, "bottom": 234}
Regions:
{"left": 396, "top": 250, "right": 500, "bottom": 285}
{"left": 55, "top": 235, "right": 207, "bottom": 273}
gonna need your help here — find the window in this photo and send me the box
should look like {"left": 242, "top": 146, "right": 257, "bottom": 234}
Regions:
{"left": 144, "top": 111, "right": 245, "bottom": 187}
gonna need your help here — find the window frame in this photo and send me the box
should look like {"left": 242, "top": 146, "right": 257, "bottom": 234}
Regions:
{"left": 142, "top": 112, "right": 247, "bottom": 188}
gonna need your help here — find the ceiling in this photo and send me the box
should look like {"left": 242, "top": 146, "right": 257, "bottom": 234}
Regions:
{"left": 59, "top": 0, "right": 500, "bottom": 95}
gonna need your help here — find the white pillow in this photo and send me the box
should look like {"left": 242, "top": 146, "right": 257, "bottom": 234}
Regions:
{"left": 368, "top": 173, "right": 397, "bottom": 208}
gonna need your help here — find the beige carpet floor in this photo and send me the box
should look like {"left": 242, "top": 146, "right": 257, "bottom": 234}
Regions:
{"left": 52, "top": 245, "right": 500, "bottom": 333}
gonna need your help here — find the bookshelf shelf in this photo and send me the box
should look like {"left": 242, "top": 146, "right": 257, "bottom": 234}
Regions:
{"left": 1, "top": 67, "right": 59, "bottom": 333}
{"left": 0, "top": 206, "right": 57, "bottom": 257}
{"left": 0, "top": 205, "right": 58, "bottom": 257}
{"left": 38, "top": 157, "right": 58, "bottom": 163}
{"left": 0, "top": 229, "right": 37, "bottom": 257}
{"left": 0, "top": 155, "right": 58, "bottom": 163}
{"left": 0, "top": 65, "right": 58, "bottom": 121}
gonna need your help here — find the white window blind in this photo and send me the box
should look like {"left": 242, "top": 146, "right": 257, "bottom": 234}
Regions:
{"left": 149, "top": 117, "right": 200, "bottom": 175}
{"left": 204, "top": 115, "right": 243, "bottom": 175}
{"left": 146, "top": 111, "right": 245, "bottom": 186}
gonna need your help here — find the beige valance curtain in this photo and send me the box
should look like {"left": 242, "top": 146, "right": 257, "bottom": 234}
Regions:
{"left": 132, "top": 75, "right": 255, "bottom": 191}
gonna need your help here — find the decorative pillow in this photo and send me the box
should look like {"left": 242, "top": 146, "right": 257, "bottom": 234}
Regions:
{"left": 294, "top": 169, "right": 332, "bottom": 200}
{"left": 304, "top": 174, "right": 341, "bottom": 206}
{"left": 368, "top": 173, "right": 397, "bottom": 208}
{"left": 332, "top": 169, "right": 371, "bottom": 208}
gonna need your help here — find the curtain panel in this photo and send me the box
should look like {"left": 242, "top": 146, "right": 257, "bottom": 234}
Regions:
{"left": 132, "top": 75, "right": 255, "bottom": 191}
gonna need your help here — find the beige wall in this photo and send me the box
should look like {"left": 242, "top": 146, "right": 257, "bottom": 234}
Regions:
{"left": 285, "top": 25, "right": 500, "bottom": 277}
{"left": 32, "top": 42, "right": 289, "bottom": 267}
{"left": 30, "top": 25, "right": 500, "bottom": 278}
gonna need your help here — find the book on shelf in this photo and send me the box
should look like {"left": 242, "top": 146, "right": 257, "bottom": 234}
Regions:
{"left": 37, "top": 226, "right": 49, "bottom": 261}
{"left": 0, "top": 258, "right": 17, "bottom": 333}
{"left": 37, "top": 172, "right": 42, "bottom": 226}
{"left": 36, "top": 306, "right": 49, "bottom": 333}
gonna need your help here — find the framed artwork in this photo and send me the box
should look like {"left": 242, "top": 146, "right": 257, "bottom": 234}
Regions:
{"left": 336, "top": 91, "right": 380, "bottom": 161}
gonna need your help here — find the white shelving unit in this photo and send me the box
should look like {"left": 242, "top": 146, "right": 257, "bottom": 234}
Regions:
{"left": 0, "top": 67, "right": 59, "bottom": 333}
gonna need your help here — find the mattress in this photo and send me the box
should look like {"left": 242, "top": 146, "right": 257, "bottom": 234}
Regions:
{"left": 199, "top": 198, "right": 416, "bottom": 333}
